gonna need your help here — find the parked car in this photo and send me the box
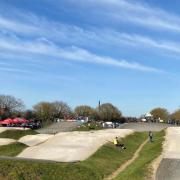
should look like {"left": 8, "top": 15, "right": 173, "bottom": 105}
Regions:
{"left": 20, "top": 121, "right": 42, "bottom": 129}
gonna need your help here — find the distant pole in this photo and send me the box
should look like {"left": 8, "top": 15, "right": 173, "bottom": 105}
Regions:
{"left": 98, "top": 100, "right": 101, "bottom": 112}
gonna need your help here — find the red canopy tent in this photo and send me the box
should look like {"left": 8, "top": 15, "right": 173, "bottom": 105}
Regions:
{"left": 12, "top": 118, "right": 21, "bottom": 124}
{"left": 0, "top": 118, "right": 13, "bottom": 125}
{"left": 0, "top": 118, "right": 29, "bottom": 126}
{"left": 18, "top": 118, "right": 28, "bottom": 124}
{"left": 13, "top": 118, "right": 28, "bottom": 124}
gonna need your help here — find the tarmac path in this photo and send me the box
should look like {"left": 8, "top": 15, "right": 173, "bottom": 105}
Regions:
{"left": 156, "top": 127, "right": 180, "bottom": 180}
{"left": 156, "top": 158, "right": 180, "bottom": 180}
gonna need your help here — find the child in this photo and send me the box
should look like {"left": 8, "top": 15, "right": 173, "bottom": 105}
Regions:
{"left": 113, "top": 137, "right": 126, "bottom": 149}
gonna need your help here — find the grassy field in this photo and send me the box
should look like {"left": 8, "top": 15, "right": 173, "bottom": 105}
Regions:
{"left": 115, "top": 131, "right": 165, "bottom": 180}
{"left": 0, "top": 132, "right": 147, "bottom": 180}
{"left": 0, "top": 130, "right": 38, "bottom": 140}
{"left": 0, "top": 143, "right": 27, "bottom": 157}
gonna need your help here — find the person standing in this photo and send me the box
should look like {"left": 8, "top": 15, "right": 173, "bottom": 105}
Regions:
{"left": 149, "top": 131, "right": 153, "bottom": 142}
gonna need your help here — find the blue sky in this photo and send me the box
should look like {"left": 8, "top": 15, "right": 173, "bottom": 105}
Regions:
{"left": 1, "top": 0, "right": 180, "bottom": 116}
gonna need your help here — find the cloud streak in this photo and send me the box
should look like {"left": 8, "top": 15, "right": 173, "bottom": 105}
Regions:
{"left": 1, "top": 9, "right": 180, "bottom": 57}
{"left": 63, "top": 0, "right": 180, "bottom": 33}
{"left": 1, "top": 1, "right": 176, "bottom": 74}
{"left": 0, "top": 35, "right": 160, "bottom": 72}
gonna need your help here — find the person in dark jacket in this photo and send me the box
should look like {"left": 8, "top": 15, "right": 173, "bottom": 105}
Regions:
{"left": 149, "top": 131, "right": 153, "bottom": 142}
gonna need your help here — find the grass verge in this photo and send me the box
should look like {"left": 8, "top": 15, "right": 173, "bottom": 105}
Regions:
{"left": 0, "top": 130, "right": 38, "bottom": 140}
{"left": 115, "top": 130, "right": 165, "bottom": 180}
{"left": 0, "top": 143, "right": 27, "bottom": 157}
{"left": 0, "top": 132, "right": 147, "bottom": 180}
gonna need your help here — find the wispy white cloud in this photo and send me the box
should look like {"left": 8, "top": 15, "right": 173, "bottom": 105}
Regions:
{"left": 0, "top": 6, "right": 180, "bottom": 57}
{"left": 63, "top": 0, "right": 180, "bottom": 32}
{"left": 0, "top": 13, "right": 87, "bottom": 43}
{"left": 115, "top": 33, "right": 180, "bottom": 54}
{"left": 1, "top": 1, "right": 175, "bottom": 74}
{"left": 0, "top": 35, "right": 160, "bottom": 72}
{"left": 1, "top": 8, "right": 180, "bottom": 57}
{"left": 0, "top": 16, "right": 38, "bottom": 35}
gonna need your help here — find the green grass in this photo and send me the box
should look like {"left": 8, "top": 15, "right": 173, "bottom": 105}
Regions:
{"left": 0, "top": 143, "right": 27, "bottom": 157}
{"left": 115, "top": 131, "right": 165, "bottom": 180}
{"left": 0, "top": 132, "right": 148, "bottom": 180}
{"left": 0, "top": 130, "right": 38, "bottom": 140}
{"left": 83, "top": 132, "right": 147, "bottom": 178}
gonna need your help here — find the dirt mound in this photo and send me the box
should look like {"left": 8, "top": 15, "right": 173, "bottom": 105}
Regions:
{"left": 0, "top": 138, "right": 16, "bottom": 146}
{"left": 18, "top": 134, "right": 54, "bottom": 146}
{"left": 18, "top": 129, "right": 133, "bottom": 162}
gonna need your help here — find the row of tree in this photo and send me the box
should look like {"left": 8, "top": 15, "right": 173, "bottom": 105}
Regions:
{"left": 0, "top": 95, "right": 122, "bottom": 124}
{"left": 1, "top": 95, "right": 180, "bottom": 124}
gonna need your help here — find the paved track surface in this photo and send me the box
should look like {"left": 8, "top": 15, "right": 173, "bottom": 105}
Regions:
{"left": 120, "top": 122, "right": 173, "bottom": 132}
{"left": 18, "top": 134, "right": 54, "bottom": 146}
{"left": 18, "top": 129, "right": 133, "bottom": 162}
{"left": 156, "top": 127, "right": 180, "bottom": 180}
{"left": 0, "top": 138, "right": 16, "bottom": 146}
{"left": 156, "top": 158, "right": 180, "bottom": 180}
{"left": 37, "top": 121, "right": 79, "bottom": 134}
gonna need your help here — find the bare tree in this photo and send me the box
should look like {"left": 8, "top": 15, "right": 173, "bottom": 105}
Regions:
{"left": 52, "top": 101, "right": 72, "bottom": 119}
{"left": 33, "top": 102, "right": 54, "bottom": 124}
{"left": 0, "top": 95, "right": 25, "bottom": 113}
